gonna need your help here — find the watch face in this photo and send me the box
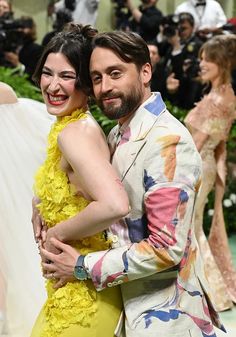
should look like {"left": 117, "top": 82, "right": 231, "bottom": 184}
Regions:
{"left": 74, "top": 266, "right": 88, "bottom": 281}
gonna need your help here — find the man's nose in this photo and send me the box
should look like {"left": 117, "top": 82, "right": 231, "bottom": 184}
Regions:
{"left": 100, "top": 76, "right": 112, "bottom": 93}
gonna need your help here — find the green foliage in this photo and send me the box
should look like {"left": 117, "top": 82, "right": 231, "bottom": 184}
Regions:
{"left": 227, "top": 121, "right": 236, "bottom": 163}
{"left": 89, "top": 102, "right": 117, "bottom": 135}
{"left": 204, "top": 177, "right": 236, "bottom": 236}
{"left": 0, "top": 67, "right": 43, "bottom": 102}
{"left": 165, "top": 100, "right": 188, "bottom": 122}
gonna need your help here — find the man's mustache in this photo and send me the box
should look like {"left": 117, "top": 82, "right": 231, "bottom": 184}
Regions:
{"left": 99, "top": 92, "right": 122, "bottom": 100}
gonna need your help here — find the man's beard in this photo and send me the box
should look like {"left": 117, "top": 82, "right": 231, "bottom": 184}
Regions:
{"left": 96, "top": 85, "right": 143, "bottom": 121}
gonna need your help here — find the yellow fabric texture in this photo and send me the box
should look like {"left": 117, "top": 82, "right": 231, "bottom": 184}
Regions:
{"left": 31, "top": 109, "right": 122, "bottom": 337}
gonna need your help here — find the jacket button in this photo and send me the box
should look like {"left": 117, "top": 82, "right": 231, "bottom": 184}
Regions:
{"left": 112, "top": 235, "right": 118, "bottom": 243}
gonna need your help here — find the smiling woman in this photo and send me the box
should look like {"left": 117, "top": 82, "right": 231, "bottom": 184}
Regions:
{"left": 40, "top": 53, "right": 87, "bottom": 117}
{"left": 30, "top": 23, "right": 129, "bottom": 337}
{"left": 184, "top": 34, "right": 236, "bottom": 311}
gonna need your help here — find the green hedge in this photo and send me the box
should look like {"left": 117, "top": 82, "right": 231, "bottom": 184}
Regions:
{"left": 1, "top": 67, "right": 235, "bottom": 234}
{"left": 0, "top": 67, "right": 43, "bottom": 102}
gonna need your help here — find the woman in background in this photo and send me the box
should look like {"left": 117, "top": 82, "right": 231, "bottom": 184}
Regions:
{"left": 184, "top": 35, "right": 236, "bottom": 311}
{"left": 0, "top": 82, "right": 52, "bottom": 336}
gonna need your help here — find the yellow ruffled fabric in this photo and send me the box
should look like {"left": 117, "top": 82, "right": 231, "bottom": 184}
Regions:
{"left": 34, "top": 109, "right": 110, "bottom": 337}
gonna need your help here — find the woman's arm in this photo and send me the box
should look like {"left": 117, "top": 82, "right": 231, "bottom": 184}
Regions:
{"left": 0, "top": 82, "right": 18, "bottom": 104}
{"left": 190, "top": 128, "right": 209, "bottom": 152}
{"left": 46, "top": 118, "right": 130, "bottom": 246}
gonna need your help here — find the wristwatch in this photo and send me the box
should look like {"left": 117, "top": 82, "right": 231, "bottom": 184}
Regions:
{"left": 74, "top": 255, "right": 90, "bottom": 280}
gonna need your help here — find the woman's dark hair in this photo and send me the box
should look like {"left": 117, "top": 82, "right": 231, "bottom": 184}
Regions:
{"left": 91, "top": 30, "right": 151, "bottom": 71}
{"left": 33, "top": 23, "right": 97, "bottom": 94}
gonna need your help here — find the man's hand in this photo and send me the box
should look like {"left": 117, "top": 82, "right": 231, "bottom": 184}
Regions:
{"left": 4, "top": 52, "right": 20, "bottom": 67}
{"left": 41, "top": 238, "right": 79, "bottom": 289}
{"left": 167, "top": 73, "right": 179, "bottom": 93}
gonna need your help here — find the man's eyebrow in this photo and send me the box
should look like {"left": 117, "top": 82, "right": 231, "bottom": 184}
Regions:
{"left": 90, "top": 64, "right": 125, "bottom": 75}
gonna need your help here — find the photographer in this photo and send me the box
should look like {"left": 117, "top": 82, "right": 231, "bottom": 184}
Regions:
{"left": 147, "top": 41, "right": 167, "bottom": 96}
{"left": 4, "top": 16, "right": 43, "bottom": 81}
{"left": 54, "top": 0, "right": 100, "bottom": 26}
{"left": 0, "top": 0, "right": 14, "bottom": 67}
{"left": 161, "top": 12, "right": 203, "bottom": 109}
{"left": 42, "top": 8, "right": 73, "bottom": 46}
{"left": 0, "top": 0, "right": 11, "bottom": 17}
{"left": 124, "top": 0, "right": 163, "bottom": 41}
{"left": 175, "top": 0, "right": 227, "bottom": 41}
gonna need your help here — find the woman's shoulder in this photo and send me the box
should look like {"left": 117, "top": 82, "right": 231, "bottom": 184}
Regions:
{"left": 0, "top": 82, "right": 18, "bottom": 104}
{"left": 211, "top": 84, "right": 235, "bottom": 106}
{"left": 59, "top": 111, "right": 106, "bottom": 144}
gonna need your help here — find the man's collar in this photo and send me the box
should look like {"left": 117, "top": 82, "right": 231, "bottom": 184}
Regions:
{"left": 119, "top": 92, "right": 166, "bottom": 141}
{"left": 195, "top": 1, "right": 206, "bottom": 7}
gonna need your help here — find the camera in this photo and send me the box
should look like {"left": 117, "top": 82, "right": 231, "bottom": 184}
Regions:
{"left": 53, "top": 8, "right": 73, "bottom": 31}
{"left": 112, "top": 0, "right": 126, "bottom": 9}
{"left": 112, "top": 0, "right": 131, "bottom": 30}
{"left": 0, "top": 17, "right": 31, "bottom": 52}
{"left": 161, "top": 14, "right": 180, "bottom": 38}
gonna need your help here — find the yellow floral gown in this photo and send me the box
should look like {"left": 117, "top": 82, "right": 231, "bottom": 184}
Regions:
{"left": 31, "top": 109, "right": 122, "bottom": 337}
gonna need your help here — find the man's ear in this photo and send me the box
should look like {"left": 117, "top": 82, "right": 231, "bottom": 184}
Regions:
{"left": 141, "top": 62, "right": 152, "bottom": 86}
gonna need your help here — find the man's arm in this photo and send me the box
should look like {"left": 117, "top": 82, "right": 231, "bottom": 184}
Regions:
{"left": 42, "top": 127, "right": 201, "bottom": 289}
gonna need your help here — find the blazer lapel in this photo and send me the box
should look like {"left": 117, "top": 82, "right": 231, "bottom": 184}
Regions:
{"left": 111, "top": 93, "right": 166, "bottom": 180}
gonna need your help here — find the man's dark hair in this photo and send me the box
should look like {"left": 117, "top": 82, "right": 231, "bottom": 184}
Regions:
{"left": 33, "top": 23, "right": 97, "bottom": 94}
{"left": 179, "top": 12, "right": 195, "bottom": 27}
{"left": 91, "top": 30, "right": 151, "bottom": 71}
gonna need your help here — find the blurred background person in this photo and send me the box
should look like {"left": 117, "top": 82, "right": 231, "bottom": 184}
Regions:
{"left": 147, "top": 40, "right": 167, "bottom": 95}
{"left": 175, "top": 0, "right": 227, "bottom": 41}
{"left": 121, "top": 0, "right": 163, "bottom": 41}
{"left": 4, "top": 16, "right": 43, "bottom": 81}
{"left": 42, "top": 7, "right": 73, "bottom": 46}
{"left": 0, "top": 0, "right": 11, "bottom": 17}
{"left": 54, "top": 0, "right": 100, "bottom": 26}
{"left": 159, "top": 12, "right": 203, "bottom": 109}
{"left": 184, "top": 35, "right": 236, "bottom": 311}
{"left": 0, "top": 0, "right": 14, "bottom": 67}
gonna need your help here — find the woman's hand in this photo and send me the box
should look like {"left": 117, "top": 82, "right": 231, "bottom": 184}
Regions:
{"left": 44, "top": 227, "right": 61, "bottom": 255}
{"left": 31, "top": 196, "right": 43, "bottom": 243}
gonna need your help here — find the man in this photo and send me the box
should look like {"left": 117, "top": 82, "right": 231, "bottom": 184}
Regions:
{"left": 39, "top": 31, "right": 224, "bottom": 336}
{"left": 147, "top": 41, "right": 167, "bottom": 96}
{"left": 54, "top": 0, "right": 100, "bottom": 26}
{"left": 175, "top": 0, "right": 227, "bottom": 37}
{"left": 0, "top": 0, "right": 11, "bottom": 17}
{"left": 125, "top": 0, "right": 163, "bottom": 41}
{"left": 163, "top": 12, "right": 203, "bottom": 109}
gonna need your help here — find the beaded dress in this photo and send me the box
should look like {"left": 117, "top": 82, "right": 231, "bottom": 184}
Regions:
{"left": 185, "top": 84, "right": 236, "bottom": 311}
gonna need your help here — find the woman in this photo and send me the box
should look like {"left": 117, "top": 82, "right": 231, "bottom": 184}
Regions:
{"left": 184, "top": 35, "right": 236, "bottom": 311}
{"left": 0, "top": 82, "right": 52, "bottom": 336}
{"left": 30, "top": 24, "right": 129, "bottom": 337}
